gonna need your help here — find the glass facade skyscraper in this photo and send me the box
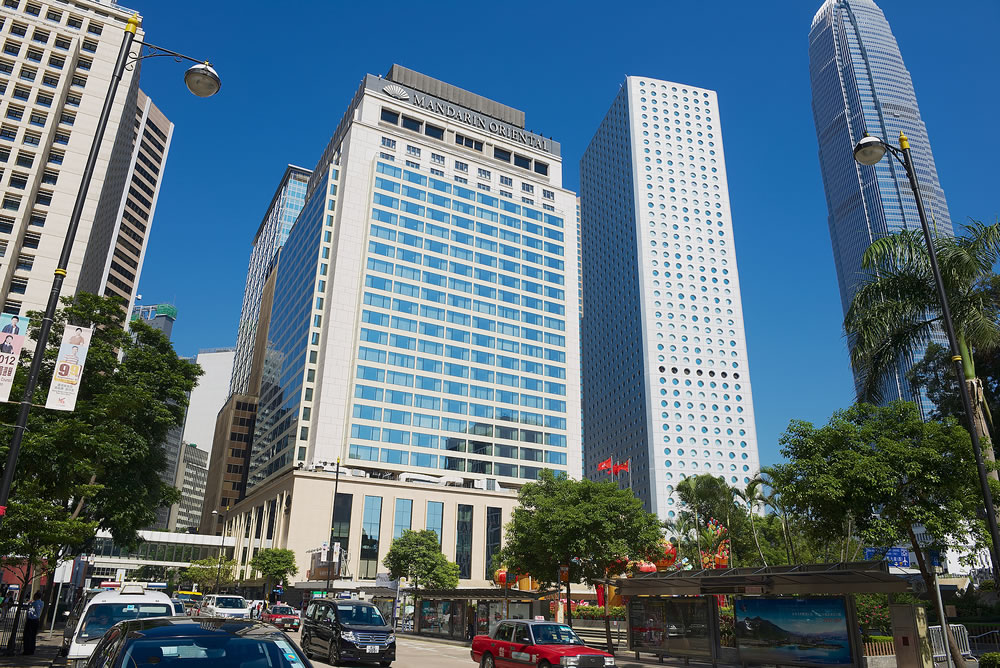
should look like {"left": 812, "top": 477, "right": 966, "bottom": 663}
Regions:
{"left": 247, "top": 66, "right": 580, "bottom": 493}
{"left": 810, "top": 0, "right": 953, "bottom": 411}
{"left": 579, "top": 77, "right": 760, "bottom": 520}
{"left": 229, "top": 166, "right": 310, "bottom": 397}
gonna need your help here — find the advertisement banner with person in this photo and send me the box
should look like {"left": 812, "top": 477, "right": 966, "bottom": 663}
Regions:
{"left": 45, "top": 325, "right": 92, "bottom": 411}
{"left": 0, "top": 314, "right": 29, "bottom": 402}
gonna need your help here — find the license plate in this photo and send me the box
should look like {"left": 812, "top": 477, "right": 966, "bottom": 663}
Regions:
{"left": 366, "top": 645, "right": 379, "bottom": 654}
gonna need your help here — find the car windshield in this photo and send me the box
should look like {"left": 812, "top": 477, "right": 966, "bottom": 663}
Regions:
{"left": 215, "top": 597, "right": 247, "bottom": 609}
{"left": 336, "top": 604, "right": 386, "bottom": 626}
{"left": 269, "top": 607, "right": 294, "bottom": 615}
{"left": 530, "top": 624, "right": 585, "bottom": 645}
{"left": 118, "top": 636, "right": 305, "bottom": 667}
{"left": 79, "top": 603, "right": 172, "bottom": 641}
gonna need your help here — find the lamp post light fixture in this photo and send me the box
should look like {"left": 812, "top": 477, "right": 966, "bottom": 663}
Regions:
{"left": 0, "top": 14, "right": 219, "bottom": 525}
{"left": 852, "top": 132, "right": 1000, "bottom": 581}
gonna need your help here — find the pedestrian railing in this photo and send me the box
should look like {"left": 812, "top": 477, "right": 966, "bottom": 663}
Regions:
{"left": 968, "top": 628, "right": 1000, "bottom": 656}
{"left": 930, "top": 624, "right": 973, "bottom": 659}
{"left": 864, "top": 640, "right": 895, "bottom": 656}
{"left": 0, "top": 603, "right": 27, "bottom": 655}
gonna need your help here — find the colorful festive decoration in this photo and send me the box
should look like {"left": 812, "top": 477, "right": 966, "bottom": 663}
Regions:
{"left": 495, "top": 568, "right": 508, "bottom": 585}
{"left": 654, "top": 540, "right": 678, "bottom": 571}
{"left": 700, "top": 518, "right": 731, "bottom": 569}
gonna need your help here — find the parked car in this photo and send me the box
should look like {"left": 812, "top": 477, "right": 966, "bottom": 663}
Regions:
{"left": 83, "top": 616, "right": 312, "bottom": 668}
{"left": 262, "top": 604, "right": 301, "bottom": 631}
{"left": 64, "top": 584, "right": 177, "bottom": 668}
{"left": 300, "top": 597, "right": 395, "bottom": 667}
{"left": 61, "top": 589, "right": 104, "bottom": 655}
{"left": 199, "top": 594, "right": 252, "bottom": 619}
{"left": 471, "top": 619, "right": 616, "bottom": 668}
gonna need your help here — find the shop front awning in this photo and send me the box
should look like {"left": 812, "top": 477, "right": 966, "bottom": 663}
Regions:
{"left": 606, "top": 561, "right": 910, "bottom": 597}
{"left": 403, "top": 587, "right": 558, "bottom": 601}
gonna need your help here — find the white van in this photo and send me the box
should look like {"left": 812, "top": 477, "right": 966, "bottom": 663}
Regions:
{"left": 65, "top": 584, "right": 176, "bottom": 668}
{"left": 199, "top": 594, "right": 252, "bottom": 618}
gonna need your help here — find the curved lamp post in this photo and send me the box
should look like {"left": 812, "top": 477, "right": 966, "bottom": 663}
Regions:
{"left": 0, "top": 15, "right": 220, "bottom": 525}
{"left": 853, "top": 132, "right": 1000, "bottom": 581}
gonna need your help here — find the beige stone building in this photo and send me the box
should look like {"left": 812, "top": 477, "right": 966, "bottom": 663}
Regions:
{"left": 0, "top": 0, "right": 162, "bottom": 315}
{"left": 224, "top": 468, "right": 519, "bottom": 592}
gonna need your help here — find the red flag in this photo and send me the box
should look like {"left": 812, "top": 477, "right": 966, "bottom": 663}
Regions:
{"left": 613, "top": 460, "right": 630, "bottom": 475}
{"left": 597, "top": 457, "right": 613, "bottom": 472}
{"left": 596, "top": 584, "right": 606, "bottom": 608}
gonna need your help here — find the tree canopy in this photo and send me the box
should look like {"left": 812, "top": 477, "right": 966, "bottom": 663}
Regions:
{"left": 499, "top": 469, "right": 663, "bottom": 588}
{"left": 182, "top": 554, "right": 236, "bottom": 592}
{"left": 382, "top": 529, "right": 459, "bottom": 590}
{"left": 250, "top": 548, "right": 298, "bottom": 596}
{"left": 0, "top": 293, "right": 201, "bottom": 587}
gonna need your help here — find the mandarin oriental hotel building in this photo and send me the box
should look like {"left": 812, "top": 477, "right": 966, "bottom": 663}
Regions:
{"left": 225, "top": 66, "right": 580, "bottom": 593}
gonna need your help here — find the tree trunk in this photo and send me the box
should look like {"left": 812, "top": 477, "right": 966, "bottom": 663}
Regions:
{"left": 968, "top": 377, "right": 998, "bottom": 481}
{"left": 908, "top": 526, "right": 965, "bottom": 668}
{"left": 602, "top": 586, "right": 614, "bottom": 656}
{"left": 747, "top": 507, "right": 767, "bottom": 566}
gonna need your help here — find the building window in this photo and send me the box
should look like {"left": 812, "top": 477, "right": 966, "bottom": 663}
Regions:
{"left": 500, "top": 190, "right": 512, "bottom": 198}
{"left": 456, "top": 504, "right": 473, "bottom": 579}
{"left": 521, "top": 197, "right": 533, "bottom": 205}
{"left": 494, "top": 147, "right": 511, "bottom": 162}
{"left": 522, "top": 183, "right": 534, "bottom": 194}
{"left": 22, "top": 231, "right": 38, "bottom": 248}
{"left": 543, "top": 189, "right": 554, "bottom": 200}
{"left": 514, "top": 154, "right": 531, "bottom": 170}
{"left": 393, "top": 498, "right": 412, "bottom": 540}
{"left": 426, "top": 501, "right": 443, "bottom": 546}
{"left": 15, "top": 253, "right": 32, "bottom": 270}
{"left": 430, "top": 168, "right": 444, "bottom": 176}
{"left": 401, "top": 116, "right": 421, "bottom": 132}
{"left": 359, "top": 495, "right": 383, "bottom": 579}
{"left": 477, "top": 168, "right": 491, "bottom": 180}
{"left": 454, "top": 175, "right": 467, "bottom": 184}
{"left": 477, "top": 183, "right": 490, "bottom": 191}
{"left": 381, "top": 137, "right": 396, "bottom": 149}
{"left": 454, "top": 160, "right": 468, "bottom": 173}
{"left": 430, "top": 153, "right": 445, "bottom": 165}
{"left": 455, "top": 133, "right": 483, "bottom": 151}
{"left": 8, "top": 172, "right": 26, "bottom": 189}
{"left": 3, "top": 300, "right": 21, "bottom": 315}
{"left": 9, "top": 277, "right": 26, "bottom": 294}
{"left": 406, "top": 145, "right": 420, "bottom": 157}
{"left": 424, "top": 124, "right": 444, "bottom": 140}
{"left": 380, "top": 108, "right": 399, "bottom": 125}
{"left": 500, "top": 176, "right": 512, "bottom": 187}
{"left": 534, "top": 161, "right": 549, "bottom": 176}
{"left": 485, "top": 507, "right": 502, "bottom": 579}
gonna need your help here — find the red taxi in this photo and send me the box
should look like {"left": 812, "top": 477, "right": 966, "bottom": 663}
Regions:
{"left": 471, "top": 619, "right": 615, "bottom": 667}
{"left": 262, "top": 604, "right": 301, "bottom": 631}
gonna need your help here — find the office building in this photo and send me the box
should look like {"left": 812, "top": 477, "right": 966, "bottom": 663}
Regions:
{"left": 809, "top": 0, "right": 953, "bottom": 411}
{"left": 229, "top": 165, "right": 310, "bottom": 397}
{"left": 0, "top": 2, "right": 148, "bottom": 315}
{"left": 77, "top": 90, "right": 172, "bottom": 313}
{"left": 131, "top": 301, "right": 176, "bottom": 338}
{"left": 182, "top": 347, "right": 235, "bottom": 449}
{"left": 229, "top": 65, "right": 580, "bottom": 589}
{"left": 579, "top": 76, "right": 760, "bottom": 521}
{"left": 167, "top": 442, "right": 208, "bottom": 532}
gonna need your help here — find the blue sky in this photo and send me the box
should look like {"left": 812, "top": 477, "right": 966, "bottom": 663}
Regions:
{"left": 129, "top": 1, "right": 999, "bottom": 467}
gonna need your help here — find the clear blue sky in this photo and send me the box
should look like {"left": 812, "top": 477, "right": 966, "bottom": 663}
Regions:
{"left": 129, "top": 0, "right": 999, "bottom": 467}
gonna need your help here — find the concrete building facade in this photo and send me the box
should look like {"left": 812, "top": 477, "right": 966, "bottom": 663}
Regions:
{"left": 579, "top": 76, "right": 760, "bottom": 521}
{"left": 182, "top": 347, "right": 235, "bottom": 450}
{"left": 0, "top": 1, "right": 147, "bottom": 315}
{"left": 167, "top": 442, "right": 208, "bottom": 532}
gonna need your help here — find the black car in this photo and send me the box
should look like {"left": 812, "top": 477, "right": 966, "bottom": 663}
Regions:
{"left": 301, "top": 598, "right": 395, "bottom": 667}
{"left": 84, "top": 616, "right": 312, "bottom": 668}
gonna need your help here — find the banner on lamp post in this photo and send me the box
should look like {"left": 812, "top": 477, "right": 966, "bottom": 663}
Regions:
{"left": 0, "top": 314, "right": 29, "bottom": 402}
{"left": 45, "top": 325, "right": 92, "bottom": 411}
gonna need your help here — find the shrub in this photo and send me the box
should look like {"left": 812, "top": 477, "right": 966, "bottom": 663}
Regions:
{"left": 867, "top": 635, "right": 894, "bottom": 644}
{"left": 979, "top": 652, "right": 1000, "bottom": 668}
{"left": 572, "top": 605, "right": 625, "bottom": 620}
{"left": 856, "top": 594, "right": 891, "bottom": 635}
{"left": 981, "top": 581, "right": 996, "bottom": 592}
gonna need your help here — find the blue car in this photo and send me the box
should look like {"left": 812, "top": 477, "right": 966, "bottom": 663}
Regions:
{"left": 85, "top": 616, "right": 313, "bottom": 668}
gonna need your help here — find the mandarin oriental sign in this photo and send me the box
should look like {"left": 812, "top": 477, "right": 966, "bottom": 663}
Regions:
{"left": 368, "top": 76, "right": 560, "bottom": 157}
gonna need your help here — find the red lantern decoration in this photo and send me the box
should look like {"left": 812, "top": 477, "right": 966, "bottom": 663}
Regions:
{"left": 637, "top": 561, "right": 657, "bottom": 573}
{"left": 655, "top": 541, "right": 678, "bottom": 571}
{"left": 495, "top": 568, "right": 508, "bottom": 585}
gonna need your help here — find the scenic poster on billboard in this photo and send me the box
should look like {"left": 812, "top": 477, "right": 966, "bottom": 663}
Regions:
{"left": 734, "top": 597, "right": 853, "bottom": 666}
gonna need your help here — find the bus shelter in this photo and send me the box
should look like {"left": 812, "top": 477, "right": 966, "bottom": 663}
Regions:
{"left": 405, "top": 588, "right": 555, "bottom": 640}
{"left": 607, "top": 561, "right": 910, "bottom": 668}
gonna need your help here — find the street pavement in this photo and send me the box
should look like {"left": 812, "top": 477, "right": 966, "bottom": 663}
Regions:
{"left": 286, "top": 629, "right": 475, "bottom": 668}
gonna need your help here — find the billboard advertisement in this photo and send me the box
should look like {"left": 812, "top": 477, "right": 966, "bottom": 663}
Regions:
{"left": 0, "top": 314, "right": 28, "bottom": 402}
{"left": 735, "top": 597, "right": 853, "bottom": 666}
{"left": 45, "top": 325, "right": 92, "bottom": 411}
{"left": 629, "top": 597, "right": 715, "bottom": 657}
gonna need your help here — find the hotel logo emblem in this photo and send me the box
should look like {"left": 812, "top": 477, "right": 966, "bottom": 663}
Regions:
{"left": 383, "top": 84, "right": 409, "bottom": 101}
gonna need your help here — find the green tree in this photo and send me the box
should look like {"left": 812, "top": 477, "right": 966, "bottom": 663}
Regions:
{"left": 250, "top": 548, "right": 298, "bottom": 601}
{"left": 844, "top": 221, "right": 1000, "bottom": 471}
{"left": 910, "top": 341, "right": 1000, "bottom": 442}
{"left": 182, "top": 554, "right": 236, "bottom": 592}
{"left": 0, "top": 294, "right": 200, "bottom": 598}
{"left": 383, "top": 529, "right": 460, "bottom": 594}
{"left": 770, "top": 401, "right": 987, "bottom": 668}
{"left": 498, "top": 470, "right": 662, "bottom": 628}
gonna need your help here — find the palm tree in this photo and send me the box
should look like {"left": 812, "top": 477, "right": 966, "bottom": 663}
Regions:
{"left": 736, "top": 479, "right": 768, "bottom": 567}
{"left": 752, "top": 468, "right": 796, "bottom": 564}
{"left": 844, "top": 220, "right": 1000, "bottom": 472}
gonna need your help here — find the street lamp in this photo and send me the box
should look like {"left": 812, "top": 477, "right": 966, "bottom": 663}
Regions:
{"left": 0, "top": 14, "right": 220, "bottom": 524}
{"left": 852, "top": 132, "right": 1000, "bottom": 581}
{"left": 212, "top": 510, "right": 227, "bottom": 594}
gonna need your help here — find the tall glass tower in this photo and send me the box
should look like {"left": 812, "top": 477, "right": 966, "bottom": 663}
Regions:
{"left": 580, "top": 77, "right": 760, "bottom": 521}
{"left": 809, "top": 0, "right": 953, "bottom": 411}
